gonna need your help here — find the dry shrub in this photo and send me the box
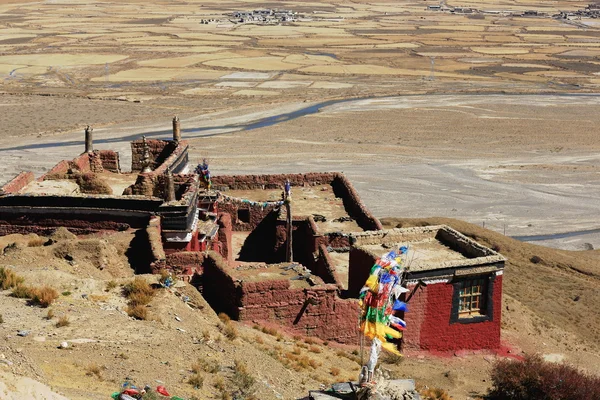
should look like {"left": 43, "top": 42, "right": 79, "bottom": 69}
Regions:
{"left": 192, "top": 357, "right": 220, "bottom": 374}
{"left": 309, "top": 345, "right": 321, "bottom": 354}
{"left": 421, "top": 387, "right": 452, "bottom": 400}
{"left": 488, "top": 354, "right": 600, "bottom": 400}
{"left": 45, "top": 309, "right": 54, "bottom": 320}
{"left": 30, "top": 286, "right": 59, "bottom": 308}
{"left": 85, "top": 363, "right": 104, "bottom": 379}
{"left": 56, "top": 315, "right": 70, "bottom": 327}
{"left": 260, "top": 325, "right": 278, "bottom": 336}
{"left": 105, "top": 280, "right": 118, "bottom": 291}
{"left": 123, "top": 278, "right": 154, "bottom": 318}
{"left": 127, "top": 304, "right": 148, "bottom": 320}
{"left": 218, "top": 312, "right": 231, "bottom": 323}
{"left": 27, "top": 237, "right": 45, "bottom": 247}
{"left": 330, "top": 367, "right": 340, "bottom": 376}
{"left": 304, "top": 337, "right": 318, "bottom": 345}
{"left": 187, "top": 373, "right": 204, "bottom": 388}
{"left": 123, "top": 277, "right": 154, "bottom": 301}
{"left": 530, "top": 255, "right": 542, "bottom": 264}
{"left": 254, "top": 335, "right": 264, "bottom": 344}
{"left": 382, "top": 352, "right": 404, "bottom": 365}
{"left": 0, "top": 267, "right": 24, "bottom": 290}
{"left": 10, "top": 284, "right": 34, "bottom": 299}
{"left": 232, "top": 360, "right": 256, "bottom": 398}
{"left": 222, "top": 323, "right": 238, "bottom": 340}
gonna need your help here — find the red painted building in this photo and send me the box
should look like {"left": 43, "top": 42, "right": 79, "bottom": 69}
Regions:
{"left": 349, "top": 226, "right": 505, "bottom": 351}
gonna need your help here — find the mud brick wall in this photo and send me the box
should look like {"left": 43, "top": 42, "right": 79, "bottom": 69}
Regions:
{"left": 347, "top": 247, "right": 378, "bottom": 297}
{"left": 164, "top": 251, "right": 204, "bottom": 279}
{"left": 201, "top": 252, "right": 240, "bottom": 318}
{"left": 403, "top": 276, "right": 502, "bottom": 351}
{"left": 331, "top": 174, "right": 382, "bottom": 231}
{"left": 238, "top": 281, "right": 360, "bottom": 344}
{"left": 212, "top": 172, "right": 338, "bottom": 190}
{"left": 71, "top": 153, "right": 92, "bottom": 173}
{"left": 147, "top": 217, "right": 166, "bottom": 273}
{"left": 98, "top": 150, "right": 121, "bottom": 173}
{"left": 218, "top": 202, "right": 278, "bottom": 231}
{"left": 313, "top": 244, "right": 342, "bottom": 288}
{"left": 1, "top": 172, "right": 35, "bottom": 194}
{"left": 217, "top": 213, "right": 233, "bottom": 262}
{"left": 43, "top": 160, "right": 71, "bottom": 178}
{"left": 131, "top": 139, "right": 171, "bottom": 172}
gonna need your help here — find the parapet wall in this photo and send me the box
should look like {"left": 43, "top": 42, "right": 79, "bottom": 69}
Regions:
{"left": 213, "top": 172, "right": 382, "bottom": 233}
{"left": 238, "top": 280, "right": 360, "bottom": 344}
{"left": 331, "top": 174, "right": 382, "bottom": 231}
{"left": 212, "top": 172, "right": 337, "bottom": 190}
{"left": 1, "top": 172, "right": 35, "bottom": 194}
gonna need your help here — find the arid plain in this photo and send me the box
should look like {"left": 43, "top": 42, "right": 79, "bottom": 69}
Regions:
{"left": 1, "top": 0, "right": 600, "bottom": 398}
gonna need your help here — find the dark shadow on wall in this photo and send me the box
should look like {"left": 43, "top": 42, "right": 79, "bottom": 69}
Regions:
{"left": 126, "top": 229, "right": 153, "bottom": 274}
{"left": 238, "top": 210, "right": 281, "bottom": 263}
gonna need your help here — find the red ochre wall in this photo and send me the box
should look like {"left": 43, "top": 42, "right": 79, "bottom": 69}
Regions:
{"left": 403, "top": 276, "right": 502, "bottom": 351}
{"left": 1, "top": 172, "right": 35, "bottom": 193}
{"left": 238, "top": 280, "right": 360, "bottom": 344}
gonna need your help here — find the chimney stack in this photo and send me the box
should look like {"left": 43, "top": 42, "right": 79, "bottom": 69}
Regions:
{"left": 172, "top": 116, "right": 181, "bottom": 142}
{"left": 84, "top": 125, "right": 93, "bottom": 153}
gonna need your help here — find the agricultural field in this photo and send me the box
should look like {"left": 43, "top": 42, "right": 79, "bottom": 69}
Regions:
{"left": 1, "top": 0, "right": 600, "bottom": 103}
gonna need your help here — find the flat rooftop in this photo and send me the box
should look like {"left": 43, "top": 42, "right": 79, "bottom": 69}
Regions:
{"left": 353, "top": 225, "right": 506, "bottom": 273}
{"left": 226, "top": 184, "right": 363, "bottom": 233}
{"left": 232, "top": 262, "right": 323, "bottom": 288}
{"left": 20, "top": 172, "right": 138, "bottom": 196}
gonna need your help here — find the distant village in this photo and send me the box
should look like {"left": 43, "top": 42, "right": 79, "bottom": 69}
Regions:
{"left": 426, "top": 2, "right": 600, "bottom": 19}
{"left": 231, "top": 9, "right": 298, "bottom": 24}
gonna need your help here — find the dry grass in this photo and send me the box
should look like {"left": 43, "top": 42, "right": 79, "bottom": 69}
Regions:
{"left": 420, "top": 387, "right": 453, "bottom": 400}
{"left": 232, "top": 360, "right": 256, "bottom": 398}
{"left": 30, "top": 286, "right": 59, "bottom": 308}
{"left": 0, "top": 267, "right": 24, "bottom": 290}
{"left": 218, "top": 312, "right": 231, "bottom": 323}
{"left": 191, "top": 357, "right": 220, "bottom": 374}
{"left": 10, "top": 284, "right": 34, "bottom": 299}
{"left": 308, "top": 345, "right": 322, "bottom": 354}
{"left": 105, "top": 280, "right": 118, "bottom": 291}
{"left": 84, "top": 363, "right": 105, "bottom": 380}
{"left": 123, "top": 277, "right": 155, "bottom": 306}
{"left": 27, "top": 237, "right": 45, "bottom": 247}
{"left": 11, "top": 284, "right": 59, "bottom": 308}
{"left": 330, "top": 367, "right": 340, "bottom": 376}
{"left": 222, "top": 322, "right": 238, "bottom": 340}
{"left": 45, "top": 309, "right": 54, "bottom": 320}
{"left": 126, "top": 304, "right": 148, "bottom": 320}
{"left": 56, "top": 315, "right": 70, "bottom": 327}
{"left": 187, "top": 373, "right": 204, "bottom": 388}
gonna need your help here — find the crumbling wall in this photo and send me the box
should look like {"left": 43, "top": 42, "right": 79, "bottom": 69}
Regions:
{"left": 403, "top": 276, "right": 503, "bottom": 351}
{"left": 238, "top": 281, "right": 360, "bottom": 343}
{"left": 331, "top": 174, "right": 382, "bottom": 231}
{"left": 71, "top": 153, "right": 92, "bottom": 173}
{"left": 1, "top": 172, "right": 35, "bottom": 194}
{"left": 98, "top": 150, "right": 121, "bottom": 173}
